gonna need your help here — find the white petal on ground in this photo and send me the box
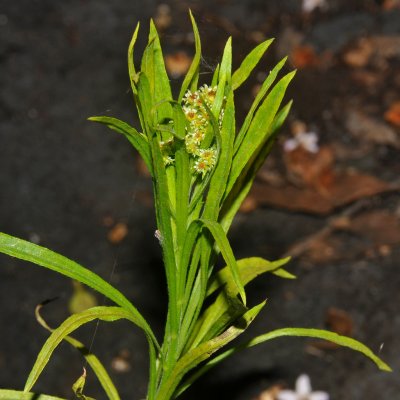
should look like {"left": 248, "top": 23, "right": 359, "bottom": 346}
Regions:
{"left": 276, "top": 390, "right": 299, "bottom": 400}
{"left": 296, "top": 374, "right": 312, "bottom": 396}
{"left": 302, "top": 0, "right": 327, "bottom": 12}
{"left": 309, "top": 391, "right": 330, "bottom": 400}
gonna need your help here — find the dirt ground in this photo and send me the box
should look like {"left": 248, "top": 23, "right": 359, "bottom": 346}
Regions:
{"left": 0, "top": 1, "right": 399, "bottom": 399}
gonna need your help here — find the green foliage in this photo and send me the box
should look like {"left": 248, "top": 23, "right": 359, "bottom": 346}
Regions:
{"left": 0, "top": 11, "right": 391, "bottom": 400}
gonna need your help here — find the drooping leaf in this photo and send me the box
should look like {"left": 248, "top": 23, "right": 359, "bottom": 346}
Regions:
{"left": 24, "top": 306, "right": 154, "bottom": 392}
{"left": 88, "top": 116, "right": 152, "bottom": 174}
{"left": 176, "top": 327, "right": 391, "bottom": 396}
{"left": 207, "top": 256, "right": 293, "bottom": 297}
{"left": 35, "top": 303, "right": 120, "bottom": 400}
{"left": 187, "top": 256, "right": 292, "bottom": 350}
{"left": 185, "top": 289, "right": 247, "bottom": 351}
{"left": 200, "top": 219, "right": 246, "bottom": 305}
{"left": 0, "top": 232, "right": 159, "bottom": 350}
{"left": 232, "top": 39, "right": 274, "bottom": 91}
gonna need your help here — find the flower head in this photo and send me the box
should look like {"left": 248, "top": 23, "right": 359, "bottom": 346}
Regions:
{"left": 277, "top": 374, "right": 329, "bottom": 400}
{"left": 193, "top": 147, "right": 217, "bottom": 177}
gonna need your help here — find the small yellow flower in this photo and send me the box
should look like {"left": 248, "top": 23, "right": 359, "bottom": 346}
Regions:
{"left": 193, "top": 147, "right": 217, "bottom": 177}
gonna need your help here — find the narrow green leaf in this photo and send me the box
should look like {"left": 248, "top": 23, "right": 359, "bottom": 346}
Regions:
{"left": 212, "top": 328, "right": 392, "bottom": 374}
{"left": 211, "top": 63, "right": 220, "bottom": 87}
{"left": 36, "top": 304, "right": 120, "bottom": 400}
{"left": 137, "top": 72, "right": 153, "bottom": 135}
{"left": 207, "top": 256, "right": 292, "bottom": 297}
{"left": 188, "top": 257, "right": 292, "bottom": 350}
{"left": 158, "top": 301, "right": 266, "bottom": 400}
{"left": 171, "top": 101, "right": 187, "bottom": 140}
{"left": 221, "top": 100, "right": 292, "bottom": 231}
{"left": 177, "top": 220, "right": 201, "bottom": 307}
{"left": 227, "top": 71, "right": 295, "bottom": 198}
{"left": 148, "top": 133, "right": 179, "bottom": 369}
{"left": 0, "top": 391, "right": 66, "bottom": 400}
{"left": 250, "top": 328, "right": 392, "bottom": 371}
{"left": 24, "top": 306, "right": 153, "bottom": 392}
{"left": 176, "top": 328, "right": 391, "bottom": 396}
{"left": 179, "top": 10, "right": 201, "bottom": 101}
{"left": 142, "top": 20, "right": 172, "bottom": 124}
{"left": 0, "top": 232, "right": 159, "bottom": 349}
{"left": 232, "top": 39, "right": 274, "bottom": 90}
{"left": 128, "top": 22, "right": 140, "bottom": 94}
{"left": 234, "top": 56, "right": 287, "bottom": 155}
{"left": 202, "top": 89, "right": 235, "bottom": 221}
{"left": 200, "top": 219, "right": 246, "bottom": 305}
{"left": 88, "top": 116, "right": 152, "bottom": 174}
{"left": 186, "top": 289, "right": 247, "bottom": 351}
{"left": 212, "top": 37, "right": 232, "bottom": 116}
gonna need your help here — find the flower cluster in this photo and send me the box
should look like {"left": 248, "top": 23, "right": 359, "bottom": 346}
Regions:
{"left": 182, "top": 84, "right": 220, "bottom": 177}
{"left": 158, "top": 84, "right": 222, "bottom": 178}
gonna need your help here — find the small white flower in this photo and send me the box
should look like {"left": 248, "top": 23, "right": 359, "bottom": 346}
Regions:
{"left": 283, "top": 131, "right": 319, "bottom": 153}
{"left": 277, "top": 374, "right": 329, "bottom": 400}
{"left": 302, "top": 0, "right": 327, "bottom": 13}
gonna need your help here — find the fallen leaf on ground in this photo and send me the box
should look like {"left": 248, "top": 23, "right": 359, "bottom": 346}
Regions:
{"left": 247, "top": 171, "right": 396, "bottom": 215}
{"left": 165, "top": 51, "right": 192, "bottom": 78}
{"left": 302, "top": 0, "right": 327, "bottom": 13}
{"left": 347, "top": 210, "right": 400, "bottom": 247}
{"left": 254, "top": 385, "right": 283, "bottom": 400}
{"left": 291, "top": 45, "right": 319, "bottom": 68}
{"left": 283, "top": 146, "right": 334, "bottom": 191}
{"left": 382, "top": 0, "right": 400, "bottom": 11}
{"left": 154, "top": 3, "right": 171, "bottom": 30}
{"left": 107, "top": 222, "right": 128, "bottom": 244}
{"left": 342, "top": 38, "right": 373, "bottom": 68}
{"left": 345, "top": 110, "right": 399, "bottom": 148}
{"left": 384, "top": 101, "right": 400, "bottom": 127}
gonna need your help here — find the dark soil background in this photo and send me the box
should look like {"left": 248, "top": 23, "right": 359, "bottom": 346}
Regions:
{"left": 1, "top": 1, "right": 399, "bottom": 399}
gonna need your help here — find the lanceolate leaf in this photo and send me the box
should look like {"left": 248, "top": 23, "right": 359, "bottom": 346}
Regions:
{"left": 35, "top": 304, "right": 120, "bottom": 400}
{"left": 234, "top": 56, "right": 288, "bottom": 154}
{"left": 207, "top": 256, "right": 293, "bottom": 297}
{"left": 186, "top": 290, "right": 247, "bottom": 351}
{"left": 24, "top": 306, "right": 155, "bottom": 392}
{"left": 88, "top": 116, "right": 152, "bottom": 174}
{"left": 128, "top": 22, "right": 140, "bottom": 94}
{"left": 227, "top": 71, "right": 296, "bottom": 197}
{"left": 200, "top": 219, "right": 246, "bottom": 305}
{"left": 220, "top": 101, "right": 293, "bottom": 231}
{"left": 232, "top": 39, "right": 274, "bottom": 91}
{"left": 0, "top": 391, "right": 66, "bottom": 400}
{"left": 0, "top": 232, "right": 159, "bottom": 349}
{"left": 142, "top": 20, "right": 172, "bottom": 123}
{"left": 188, "top": 256, "right": 292, "bottom": 350}
{"left": 179, "top": 10, "right": 201, "bottom": 101}
{"left": 176, "top": 328, "right": 391, "bottom": 397}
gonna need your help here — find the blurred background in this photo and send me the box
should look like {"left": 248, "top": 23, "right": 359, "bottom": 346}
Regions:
{"left": 0, "top": 0, "right": 399, "bottom": 399}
